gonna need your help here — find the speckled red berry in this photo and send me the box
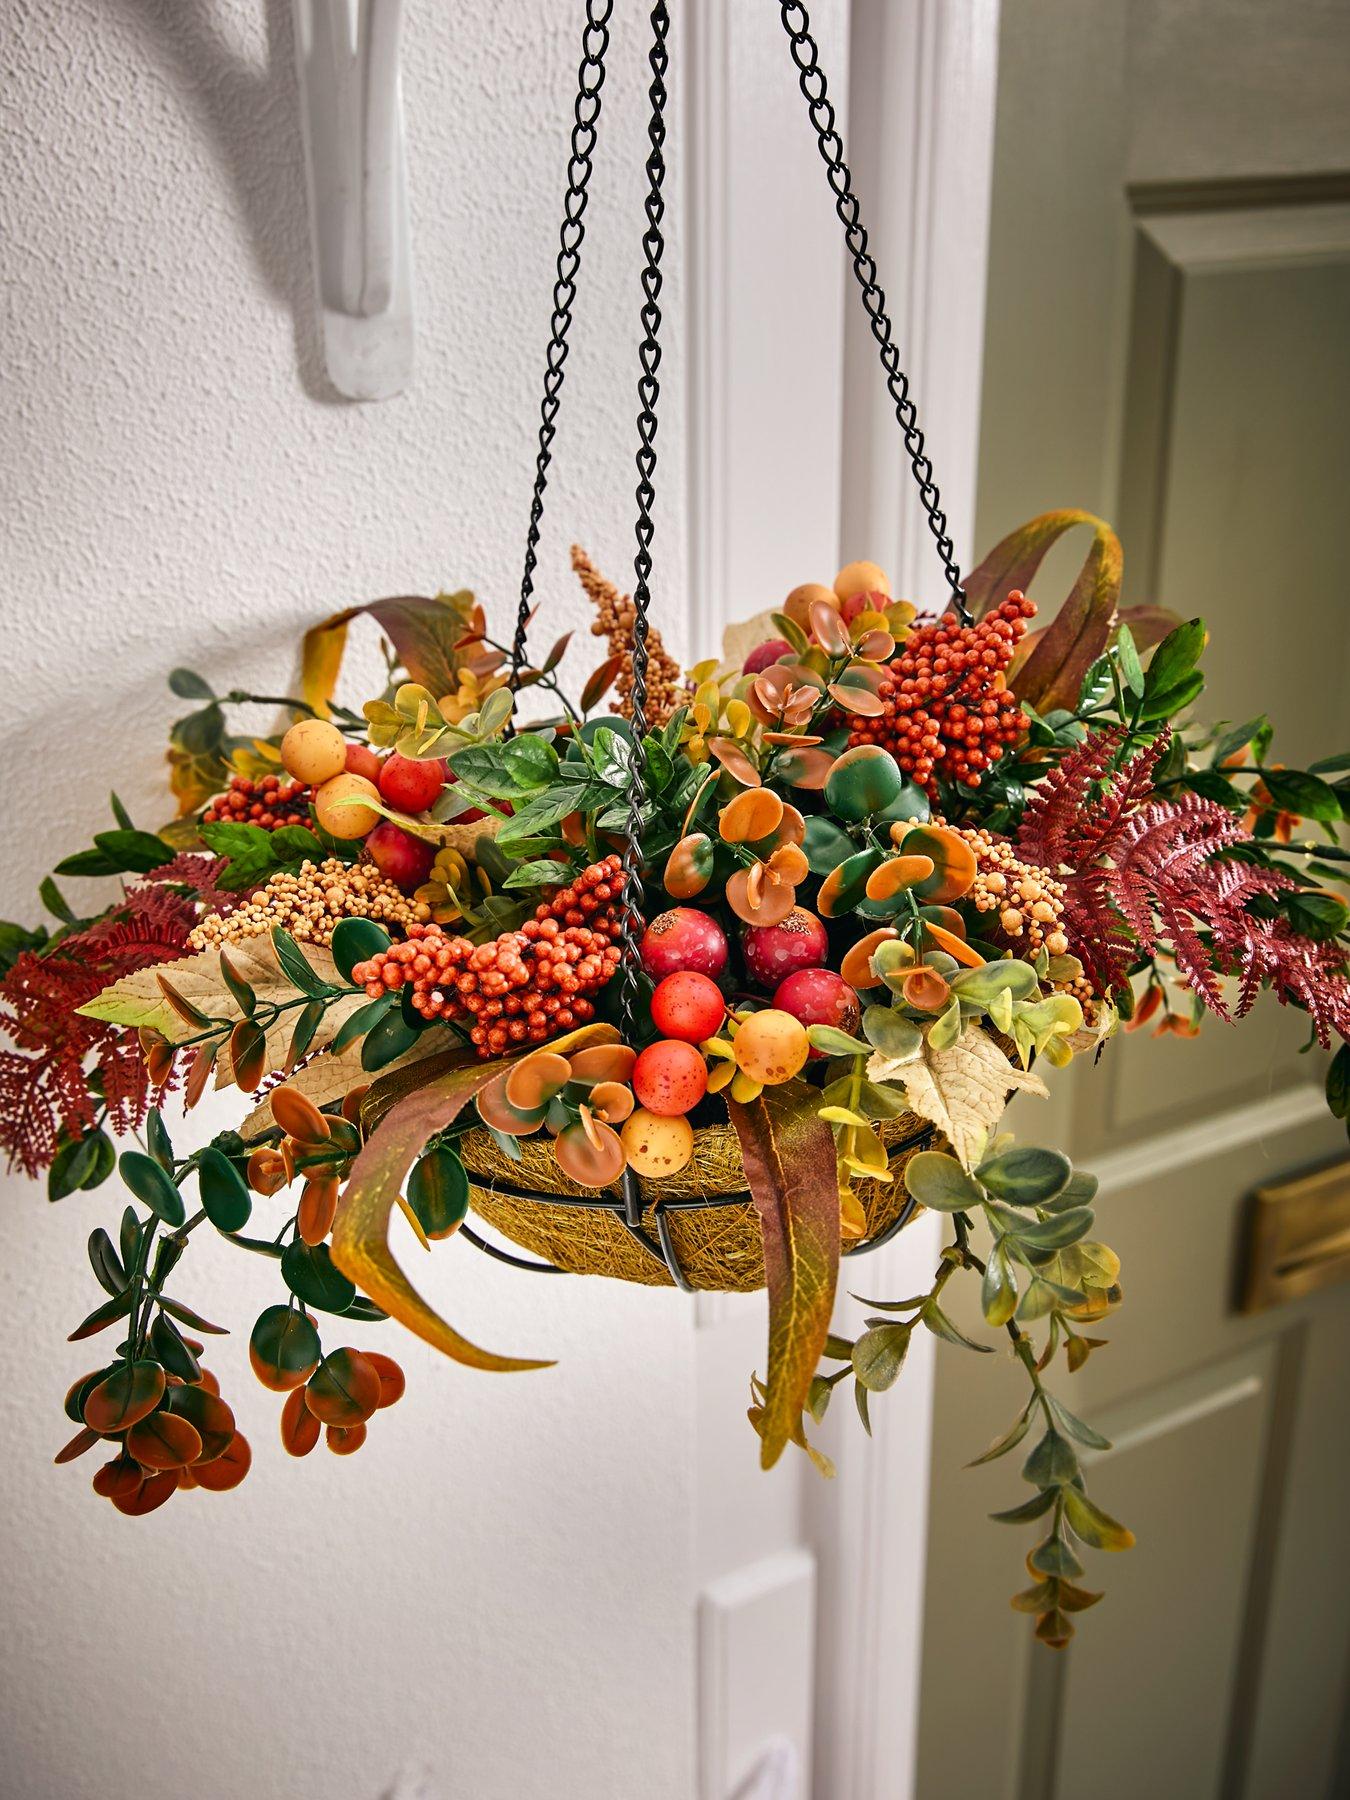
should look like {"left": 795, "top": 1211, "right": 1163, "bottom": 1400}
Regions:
{"left": 742, "top": 637, "right": 792, "bottom": 675}
{"left": 378, "top": 753, "right": 446, "bottom": 815}
{"left": 742, "top": 906, "right": 828, "bottom": 989}
{"left": 640, "top": 908, "right": 729, "bottom": 980}
{"left": 650, "top": 971, "right": 726, "bottom": 1044}
{"left": 345, "top": 743, "right": 385, "bottom": 784}
{"left": 772, "top": 968, "right": 861, "bottom": 1055}
{"left": 632, "top": 1039, "right": 708, "bottom": 1117}
{"left": 366, "top": 822, "right": 436, "bottom": 891}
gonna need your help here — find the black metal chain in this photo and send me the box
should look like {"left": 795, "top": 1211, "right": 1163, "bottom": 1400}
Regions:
{"left": 777, "top": 3, "right": 971, "bottom": 625}
{"left": 616, "top": 0, "right": 670, "bottom": 1046}
{"left": 509, "top": 1, "right": 615, "bottom": 688}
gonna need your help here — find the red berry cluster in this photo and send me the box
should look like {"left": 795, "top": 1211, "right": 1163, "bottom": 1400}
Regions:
{"left": 848, "top": 591, "right": 1036, "bottom": 794}
{"left": 203, "top": 772, "right": 313, "bottom": 831}
{"left": 353, "top": 855, "right": 627, "bottom": 1055}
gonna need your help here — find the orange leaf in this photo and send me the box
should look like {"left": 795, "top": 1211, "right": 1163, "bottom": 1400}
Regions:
{"left": 728, "top": 1082, "right": 842, "bottom": 1470}
{"left": 965, "top": 511, "right": 1123, "bottom": 713}
{"left": 330, "top": 1025, "right": 618, "bottom": 1373}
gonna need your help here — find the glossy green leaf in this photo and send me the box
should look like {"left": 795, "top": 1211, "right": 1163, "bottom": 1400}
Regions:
{"left": 1021, "top": 1428, "right": 1079, "bottom": 1488}
{"left": 281, "top": 1240, "right": 358, "bottom": 1314}
{"left": 977, "top": 1145, "right": 1072, "bottom": 1206}
{"left": 197, "top": 1147, "right": 253, "bottom": 1232}
{"left": 271, "top": 927, "right": 333, "bottom": 999}
{"left": 86, "top": 1228, "right": 126, "bottom": 1298}
{"left": 407, "top": 1146, "right": 471, "bottom": 1240}
{"left": 119, "top": 1150, "right": 185, "bottom": 1227}
{"left": 903, "top": 1150, "right": 984, "bottom": 1213}
{"left": 150, "top": 1311, "right": 201, "bottom": 1384}
{"left": 330, "top": 917, "right": 392, "bottom": 985}
{"left": 851, "top": 1322, "right": 911, "bottom": 1392}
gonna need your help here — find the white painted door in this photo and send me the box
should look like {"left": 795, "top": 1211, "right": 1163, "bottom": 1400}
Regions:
{"left": 916, "top": 4, "right": 1350, "bottom": 1796}
{"left": 684, "top": 5, "right": 1001, "bottom": 1797}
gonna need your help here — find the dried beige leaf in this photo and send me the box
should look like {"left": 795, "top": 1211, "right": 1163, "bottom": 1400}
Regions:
{"left": 240, "top": 1025, "right": 459, "bottom": 1143}
{"left": 77, "top": 938, "right": 366, "bottom": 1094}
{"left": 871, "top": 1023, "right": 1048, "bottom": 1169}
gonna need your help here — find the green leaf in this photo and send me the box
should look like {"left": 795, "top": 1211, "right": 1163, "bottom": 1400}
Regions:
{"left": 806, "top": 1024, "right": 873, "bottom": 1058}
{"left": 1010, "top": 1207, "right": 1095, "bottom": 1251}
{"left": 288, "top": 998, "right": 326, "bottom": 1066}
{"left": 48, "top": 1131, "right": 106, "bottom": 1201}
{"left": 119, "top": 1206, "right": 142, "bottom": 1272}
{"left": 197, "top": 1147, "right": 253, "bottom": 1232}
{"left": 851, "top": 1322, "right": 911, "bottom": 1391}
{"left": 271, "top": 927, "right": 333, "bottom": 999}
{"left": 168, "top": 668, "right": 215, "bottom": 700}
{"left": 1047, "top": 1395, "right": 1111, "bottom": 1451}
{"left": 1279, "top": 889, "right": 1350, "bottom": 940}
{"left": 250, "top": 1304, "right": 321, "bottom": 1385}
{"left": 503, "top": 858, "right": 573, "bottom": 892}
{"left": 86, "top": 1227, "right": 127, "bottom": 1297}
{"left": 989, "top": 1488, "right": 1057, "bottom": 1525}
{"left": 1115, "top": 622, "right": 1144, "bottom": 696}
{"left": 158, "top": 1296, "right": 229, "bottom": 1335}
{"left": 854, "top": 1379, "right": 872, "bottom": 1436}
{"left": 802, "top": 815, "right": 858, "bottom": 877}
{"left": 145, "top": 1108, "right": 175, "bottom": 1172}
{"left": 977, "top": 1145, "right": 1072, "bottom": 1205}
{"left": 640, "top": 736, "right": 676, "bottom": 792}
{"left": 39, "top": 877, "right": 75, "bottom": 924}
{"left": 150, "top": 1311, "right": 201, "bottom": 1383}
{"left": 861, "top": 1006, "right": 923, "bottom": 1061}
{"left": 68, "top": 1288, "right": 135, "bottom": 1341}
{"left": 1143, "top": 617, "right": 1205, "bottom": 702}
{"left": 920, "top": 1299, "right": 992, "bottom": 1353}
{"left": 330, "top": 918, "right": 393, "bottom": 985}
{"left": 1137, "top": 668, "right": 1205, "bottom": 723}
{"left": 927, "top": 996, "right": 964, "bottom": 1051}
{"left": 1210, "top": 716, "right": 1268, "bottom": 767}
{"left": 1062, "top": 1485, "right": 1135, "bottom": 1550}
{"left": 281, "top": 1240, "right": 358, "bottom": 1314}
{"left": 1021, "top": 1428, "right": 1079, "bottom": 1488}
{"left": 119, "top": 1150, "right": 186, "bottom": 1227}
{"left": 1028, "top": 1535, "right": 1084, "bottom": 1579}
{"left": 361, "top": 1009, "right": 423, "bottom": 1071}
{"left": 903, "top": 1150, "right": 984, "bottom": 1213}
{"left": 1260, "top": 768, "right": 1345, "bottom": 825}
{"left": 269, "top": 825, "right": 326, "bottom": 865}
{"left": 407, "top": 1146, "right": 471, "bottom": 1240}
{"left": 968, "top": 1399, "right": 1034, "bottom": 1466}
{"left": 503, "top": 736, "right": 561, "bottom": 789}
{"left": 981, "top": 1241, "right": 1019, "bottom": 1327}
{"left": 88, "top": 829, "right": 174, "bottom": 874}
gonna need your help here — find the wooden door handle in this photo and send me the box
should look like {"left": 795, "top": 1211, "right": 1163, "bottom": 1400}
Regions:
{"left": 1242, "top": 1157, "right": 1350, "bottom": 1312}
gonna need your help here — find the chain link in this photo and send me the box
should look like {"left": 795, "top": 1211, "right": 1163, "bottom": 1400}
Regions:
{"left": 509, "top": 1, "right": 615, "bottom": 687}
{"left": 616, "top": 0, "right": 671, "bottom": 1043}
{"left": 778, "top": 3, "right": 971, "bottom": 625}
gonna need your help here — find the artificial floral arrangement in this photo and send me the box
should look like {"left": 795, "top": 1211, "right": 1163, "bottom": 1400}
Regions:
{"left": 9, "top": 511, "right": 1350, "bottom": 1651}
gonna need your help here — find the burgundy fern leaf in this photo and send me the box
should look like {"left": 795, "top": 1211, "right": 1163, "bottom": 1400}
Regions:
{"left": 1015, "top": 727, "right": 1347, "bottom": 1035}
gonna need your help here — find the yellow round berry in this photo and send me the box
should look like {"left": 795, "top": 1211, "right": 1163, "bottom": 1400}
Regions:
{"left": 620, "top": 1109, "right": 695, "bottom": 1177}
{"left": 280, "top": 718, "right": 347, "bottom": 786}
{"left": 834, "top": 560, "right": 891, "bottom": 603}
{"left": 732, "top": 1009, "right": 809, "bottom": 1086}
{"left": 313, "top": 773, "right": 381, "bottom": 839}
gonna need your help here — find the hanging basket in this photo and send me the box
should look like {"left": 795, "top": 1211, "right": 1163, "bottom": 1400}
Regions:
{"left": 455, "top": 1111, "right": 933, "bottom": 1290}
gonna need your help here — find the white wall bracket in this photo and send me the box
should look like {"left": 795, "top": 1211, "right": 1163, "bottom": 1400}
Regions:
{"left": 292, "top": 0, "right": 414, "bottom": 400}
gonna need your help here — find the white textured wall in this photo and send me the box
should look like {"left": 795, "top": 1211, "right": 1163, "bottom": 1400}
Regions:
{"left": 0, "top": 4, "right": 694, "bottom": 1798}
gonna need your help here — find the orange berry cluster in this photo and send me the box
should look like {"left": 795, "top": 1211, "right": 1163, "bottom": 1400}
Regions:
{"left": 353, "top": 855, "right": 627, "bottom": 1055}
{"left": 848, "top": 592, "right": 1036, "bottom": 794}
{"left": 203, "top": 772, "right": 313, "bottom": 831}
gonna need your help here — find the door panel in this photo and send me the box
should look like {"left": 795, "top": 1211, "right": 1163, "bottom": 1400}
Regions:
{"left": 917, "top": 2, "right": 1350, "bottom": 1794}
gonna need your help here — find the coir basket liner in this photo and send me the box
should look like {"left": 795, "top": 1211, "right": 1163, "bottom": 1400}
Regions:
{"left": 454, "top": 1112, "right": 932, "bottom": 1290}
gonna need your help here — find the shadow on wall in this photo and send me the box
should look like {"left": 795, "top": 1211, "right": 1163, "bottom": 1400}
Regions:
{"left": 107, "top": 0, "right": 343, "bottom": 404}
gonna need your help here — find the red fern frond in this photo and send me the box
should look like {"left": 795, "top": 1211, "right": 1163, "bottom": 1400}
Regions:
{"left": 1015, "top": 727, "right": 1350, "bottom": 1035}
